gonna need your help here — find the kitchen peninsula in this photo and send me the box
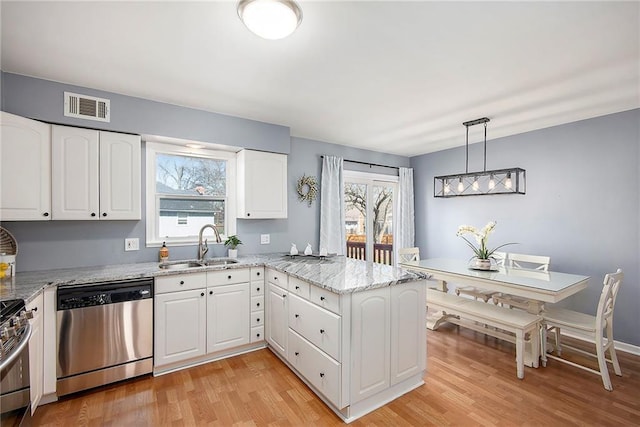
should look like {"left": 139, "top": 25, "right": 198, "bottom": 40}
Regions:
{"left": 2, "top": 254, "right": 428, "bottom": 423}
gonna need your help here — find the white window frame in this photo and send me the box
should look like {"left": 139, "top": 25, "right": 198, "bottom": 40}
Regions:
{"left": 145, "top": 142, "right": 237, "bottom": 247}
{"left": 343, "top": 170, "right": 398, "bottom": 264}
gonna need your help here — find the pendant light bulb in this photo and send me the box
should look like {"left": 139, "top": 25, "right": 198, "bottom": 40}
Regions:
{"left": 457, "top": 178, "right": 464, "bottom": 192}
{"left": 505, "top": 172, "right": 513, "bottom": 189}
{"left": 488, "top": 174, "right": 495, "bottom": 190}
{"left": 472, "top": 177, "right": 479, "bottom": 191}
{"left": 444, "top": 179, "right": 450, "bottom": 194}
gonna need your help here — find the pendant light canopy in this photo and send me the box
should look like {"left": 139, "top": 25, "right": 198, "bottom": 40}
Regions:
{"left": 434, "top": 117, "right": 526, "bottom": 197}
{"left": 237, "top": 0, "right": 303, "bottom": 40}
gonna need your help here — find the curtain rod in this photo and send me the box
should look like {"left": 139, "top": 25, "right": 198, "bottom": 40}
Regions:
{"left": 320, "top": 155, "right": 399, "bottom": 170}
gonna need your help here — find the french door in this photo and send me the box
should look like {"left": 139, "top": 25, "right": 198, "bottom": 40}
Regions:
{"left": 344, "top": 171, "right": 397, "bottom": 265}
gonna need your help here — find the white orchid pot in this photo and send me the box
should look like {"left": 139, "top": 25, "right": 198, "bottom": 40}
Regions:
{"left": 228, "top": 249, "right": 238, "bottom": 259}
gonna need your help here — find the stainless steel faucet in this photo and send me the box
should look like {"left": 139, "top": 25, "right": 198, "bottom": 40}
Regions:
{"left": 197, "top": 224, "right": 222, "bottom": 262}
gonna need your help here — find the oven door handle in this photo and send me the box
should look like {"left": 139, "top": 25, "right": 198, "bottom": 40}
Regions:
{"left": 0, "top": 323, "right": 31, "bottom": 372}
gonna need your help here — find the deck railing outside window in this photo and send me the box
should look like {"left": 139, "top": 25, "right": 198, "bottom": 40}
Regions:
{"left": 346, "top": 241, "right": 393, "bottom": 265}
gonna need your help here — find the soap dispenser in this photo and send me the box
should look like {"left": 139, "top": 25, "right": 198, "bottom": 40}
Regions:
{"left": 159, "top": 242, "right": 169, "bottom": 262}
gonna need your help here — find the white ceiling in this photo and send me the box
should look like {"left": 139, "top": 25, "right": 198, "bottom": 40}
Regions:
{"left": 1, "top": 1, "right": 638, "bottom": 157}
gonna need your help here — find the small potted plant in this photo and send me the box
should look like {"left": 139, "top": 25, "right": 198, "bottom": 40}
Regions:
{"left": 224, "top": 235, "right": 242, "bottom": 259}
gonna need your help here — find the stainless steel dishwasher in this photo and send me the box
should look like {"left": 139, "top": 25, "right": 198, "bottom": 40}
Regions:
{"left": 56, "top": 278, "right": 153, "bottom": 396}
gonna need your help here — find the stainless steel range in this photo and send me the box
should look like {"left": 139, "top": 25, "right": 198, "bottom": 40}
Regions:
{"left": 1, "top": 298, "right": 33, "bottom": 427}
{"left": 56, "top": 278, "right": 153, "bottom": 396}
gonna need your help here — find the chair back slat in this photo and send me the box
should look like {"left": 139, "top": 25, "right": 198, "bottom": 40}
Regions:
{"left": 508, "top": 253, "right": 550, "bottom": 271}
{"left": 398, "top": 247, "right": 420, "bottom": 263}
{"left": 596, "top": 268, "right": 623, "bottom": 328}
{"left": 492, "top": 251, "right": 507, "bottom": 267}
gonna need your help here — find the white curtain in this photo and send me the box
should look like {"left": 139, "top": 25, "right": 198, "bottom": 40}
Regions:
{"left": 395, "top": 167, "right": 415, "bottom": 264}
{"left": 319, "top": 156, "right": 346, "bottom": 255}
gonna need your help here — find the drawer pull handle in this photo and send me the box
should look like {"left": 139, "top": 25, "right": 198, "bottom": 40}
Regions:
{"left": 295, "top": 352, "right": 299, "bottom": 356}
{"left": 319, "top": 372, "right": 325, "bottom": 378}
{"left": 180, "top": 281, "right": 185, "bottom": 285}
{"left": 320, "top": 296, "right": 325, "bottom": 301}
{"left": 209, "top": 290, "right": 213, "bottom": 295}
{"left": 43, "top": 212, "right": 49, "bottom": 217}
{"left": 32, "top": 307, "right": 38, "bottom": 312}
{"left": 102, "top": 213, "right": 107, "bottom": 217}
{"left": 282, "top": 294, "right": 287, "bottom": 298}
{"left": 320, "top": 329, "right": 325, "bottom": 334}
{"left": 295, "top": 286, "right": 300, "bottom": 290}
{"left": 91, "top": 212, "right": 96, "bottom": 217}
{"left": 200, "top": 292, "right": 205, "bottom": 297}
{"left": 295, "top": 314, "right": 299, "bottom": 318}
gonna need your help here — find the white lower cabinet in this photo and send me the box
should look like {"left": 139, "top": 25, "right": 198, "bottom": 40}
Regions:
{"left": 265, "top": 271, "right": 288, "bottom": 358}
{"left": 207, "top": 283, "right": 250, "bottom": 353}
{"left": 26, "top": 293, "right": 44, "bottom": 414}
{"left": 154, "top": 268, "right": 263, "bottom": 372}
{"left": 154, "top": 289, "right": 207, "bottom": 366}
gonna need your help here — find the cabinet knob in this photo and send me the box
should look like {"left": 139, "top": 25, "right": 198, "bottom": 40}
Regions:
{"left": 282, "top": 294, "right": 287, "bottom": 298}
{"left": 295, "top": 286, "right": 300, "bottom": 290}
{"left": 200, "top": 292, "right": 205, "bottom": 297}
{"left": 228, "top": 275, "right": 232, "bottom": 280}
{"left": 320, "top": 329, "right": 325, "bottom": 334}
{"left": 257, "top": 272, "right": 260, "bottom": 276}
{"left": 257, "top": 333, "right": 260, "bottom": 338}
{"left": 179, "top": 281, "right": 185, "bottom": 285}
{"left": 295, "top": 314, "right": 299, "bottom": 318}
{"left": 91, "top": 212, "right": 96, "bottom": 217}
{"left": 319, "top": 372, "right": 325, "bottom": 378}
{"left": 320, "top": 296, "right": 325, "bottom": 301}
{"left": 247, "top": 213, "right": 251, "bottom": 217}
{"left": 43, "top": 212, "right": 49, "bottom": 217}
{"left": 257, "top": 287, "right": 260, "bottom": 291}
{"left": 295, "top": 352, "right": 299, "bottom": 356}
{"left": 257, "top": 318, "right": 260, "bottom": 322}
{"left": 209, "top": 290, "right": 213, "bottom": 295}
{"left": 256, "top": 302, "right": 260, "bottom": 307}
{"left": 102, "top": 213, "right": 107, "bottom": 217}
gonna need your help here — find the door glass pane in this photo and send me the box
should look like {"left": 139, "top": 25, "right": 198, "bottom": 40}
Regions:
{"left": 345, "top": 183, "right": 367, "bottom": 261}
{"left": 373, "top": 184, "right": 393, "bottom": 265}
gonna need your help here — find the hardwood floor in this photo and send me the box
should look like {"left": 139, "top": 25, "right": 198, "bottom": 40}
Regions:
{"left": 33, "top": 325, "right": 640, "bottom": 426}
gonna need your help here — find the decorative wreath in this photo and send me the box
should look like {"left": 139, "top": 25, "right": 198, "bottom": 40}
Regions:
{"left": 296, "top": 174, "right": 318, "bottom": 207}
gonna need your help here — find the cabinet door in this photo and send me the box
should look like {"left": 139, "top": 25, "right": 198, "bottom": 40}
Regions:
{"left": 99, "top": 131, "right": 141, "bottom": 220}
{"left": 0, "top": 112, "right": 51, "bottom": 220}
{"left": 237, "top": 150, "right": 287, "bottom": 219}
{"left": 51, "top": 125, "right": 100, "bottom": 220}
{"left": 350, "top": 287, "right": 390, "bottom": 403}
{"left": 390, "top": 282, "right": 426, "bottom": 386}
{"left": 154, "top": 289, "right": 206, "bottom": 367}
{"left": 207, "top": 283, "right": 250, "bottom": 353}
{"left": 26, "top": 294, "right": 44, "bottom": 414}
{"left": 266, "top": 282, "right": 288, "bottom": 357}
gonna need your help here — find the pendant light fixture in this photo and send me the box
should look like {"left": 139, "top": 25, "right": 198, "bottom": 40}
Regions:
{"left": 237, "top": 0, "right": 303, "bottom": 40}
{"left": 434, "top": 117, "right": 526, "bottom": 197}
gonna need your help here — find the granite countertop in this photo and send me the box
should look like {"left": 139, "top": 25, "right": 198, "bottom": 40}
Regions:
{"left": 0, "top": 253, "right": 427, "bottom": 304}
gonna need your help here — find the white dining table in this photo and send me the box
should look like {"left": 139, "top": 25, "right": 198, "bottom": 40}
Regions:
{"left": 400, "top": 258, "right": 590, "bottom": 367}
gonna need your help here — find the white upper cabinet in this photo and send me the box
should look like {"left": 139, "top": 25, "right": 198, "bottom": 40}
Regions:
{"left": 237, "top": 149, "right": 287, "bottom": 219}
{"left": 52, "top": 125, "right": 141, "bottom": 220}
{"left": 0, "top": 112, "right": 52, "bottom": 220}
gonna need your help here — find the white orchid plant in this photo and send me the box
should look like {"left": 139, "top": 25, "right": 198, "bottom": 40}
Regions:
{"left": 456, "top": 221, "right": 515, "bottom": 260}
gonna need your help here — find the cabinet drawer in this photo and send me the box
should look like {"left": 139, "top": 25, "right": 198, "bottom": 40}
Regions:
{"left": 155, "top": 272, "right": 207, "bottom": 294}
{"left": 310, "top": 286, "right": 341, "bottom": 314}
{"left": 288, "top": 277, "right": 310, "bottom": 299}
{"left": 208, "top": 268, "right": 250, "bottom": 286}
{"left": 251, "top": 282, "right": 264, "bottom": 296}
{"left": 250, "top": 267, "right": 264, "bottom": 281}
{"left": 289, "top": 294, "right": 341, "bottom": 361}
{"left": 251, "top": 311, "right": 264, "bottom": 328}
{"left": 288, "top": 329, "right": 341, "bottom": 408}
{"left": 267, "top": 269, "right": 288, "bottom": 287}
{"left": 251, "top": 326, "right": 264, "bottom": 343}
{"left": 251, "top": 295, "right": 264, "bottom": 312}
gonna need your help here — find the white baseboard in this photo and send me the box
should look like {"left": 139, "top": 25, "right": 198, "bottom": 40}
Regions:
{"left": 561, "top": 331, "right": 640, "bottom": 357}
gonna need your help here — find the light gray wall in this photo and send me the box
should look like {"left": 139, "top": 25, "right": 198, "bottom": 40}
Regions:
{"left": 410, "top": 109, "right": 640, "bottom": 346}
{"left": 1, "top": 73, "right": 409, "bottom": 271}
{"left": 1, "top": 72, "right": 290, "bottom": 153}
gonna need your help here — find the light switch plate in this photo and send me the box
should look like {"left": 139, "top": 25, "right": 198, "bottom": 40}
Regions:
{"left": 125, "top": 238, "right": 139, "bottom": 251}
{"left": 260, "top": 234, "right": 270, "bottom": 244}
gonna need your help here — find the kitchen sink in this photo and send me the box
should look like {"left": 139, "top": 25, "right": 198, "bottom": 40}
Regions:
{"left": 158, "top": 258, "right": 238, "bottom": 270}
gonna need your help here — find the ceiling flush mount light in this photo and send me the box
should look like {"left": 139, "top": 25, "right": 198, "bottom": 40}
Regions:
{"left": 237, "top": 0, "right": 303, "bottom": 40}
{"left": 434, "top": 117, "right": 526, "bottom": 198}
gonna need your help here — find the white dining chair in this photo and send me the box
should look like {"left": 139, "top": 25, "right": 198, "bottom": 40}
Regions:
{"left": 398, "top": 247, "right": 420, "bottom": 263}
{"left": 541, "top": 268, "right": 623, "bottom": 391}
{"left": 455, "top": 251, "right": 507, "bottom": 303}
{"left": 492, "top": 253, "right": 550, "bottom": 309}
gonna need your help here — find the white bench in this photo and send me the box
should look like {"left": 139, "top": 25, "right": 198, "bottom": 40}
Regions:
{"left": 427, "top": 288, "right": 542, "bottom": 379}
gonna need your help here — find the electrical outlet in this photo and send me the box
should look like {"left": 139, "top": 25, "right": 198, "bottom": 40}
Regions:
{"left": 260, "top": 234, "right": 270, "bottom": 244}
{"left": 125, "top": 238, "right": 139, "bottom": 251}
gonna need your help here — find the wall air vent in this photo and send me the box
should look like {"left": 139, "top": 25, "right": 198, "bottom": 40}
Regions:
{"left": 64, "top": 92, "right": 110, "bottom": 122}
